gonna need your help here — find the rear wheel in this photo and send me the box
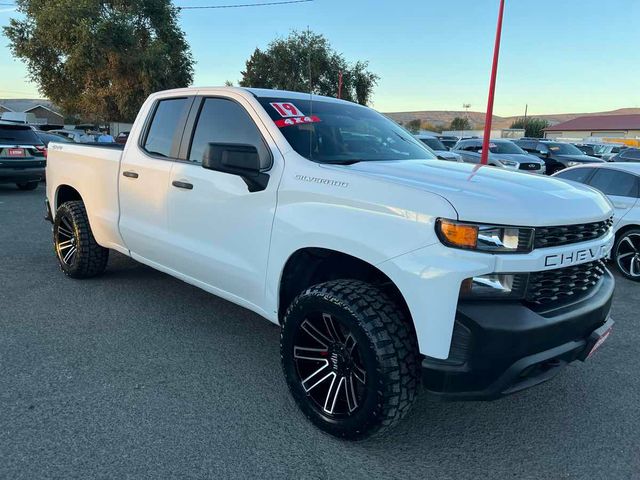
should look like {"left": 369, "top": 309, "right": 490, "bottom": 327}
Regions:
{"left": 281, "top": 279, "right": 419, "bottom": 440}
{"left": 16, "top": 181, "right": 39, "bottom": 191}
{"left": 53, "top": 201, "right": 109, "bottom": 278}
{"left": 613, "top": 229, "right": 640, "bottom": 281}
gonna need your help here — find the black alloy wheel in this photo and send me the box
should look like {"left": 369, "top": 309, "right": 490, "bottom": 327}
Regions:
{"left": 281, "top": 279, "right": 419, "bottom": 440}
{"left": 614, "top": 230, "right": 640, "bottom": 281}
{"left": 53, "top": 201, "right": 109, "bottom": 278}
{"left": 293, "top": 311, "right": 367, "bottom": 417}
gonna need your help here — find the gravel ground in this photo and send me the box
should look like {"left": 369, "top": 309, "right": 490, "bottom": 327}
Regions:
{"left": 1, "top": 183, "right": 638, "bottom": 479}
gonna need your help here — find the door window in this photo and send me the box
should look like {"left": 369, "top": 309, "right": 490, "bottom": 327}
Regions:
{"left": 588, "top": 169, "right": 639, "bottom": 198}
{"left": 143, "top": 98, "right": 190, "bottom": 158}
{"left": 188, "top": 98, "right": 271, "bottom": 168}
{"left": 555, "top": 167, "right": 593, "bottom": 184}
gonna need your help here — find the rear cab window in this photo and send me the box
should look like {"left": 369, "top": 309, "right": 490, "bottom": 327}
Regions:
{"left": 142, "top": 97, "right": 191, "bottom": 158}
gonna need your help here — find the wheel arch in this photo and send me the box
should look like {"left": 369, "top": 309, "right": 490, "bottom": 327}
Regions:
{"left": 614, "top": 223, "right": 640, "bottom": 243}
{"left": 55, "top": 184, "right": 83, "bottom": 211}
{"left": 277, "top": 247, "right": 415, "bottom": 335}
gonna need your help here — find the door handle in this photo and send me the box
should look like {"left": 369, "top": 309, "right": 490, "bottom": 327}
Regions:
{"left": 172, "top": 180, "right": 193, "bottom": 190}
{"left": 122, "top": 171, "right": 139, "bottom": 179}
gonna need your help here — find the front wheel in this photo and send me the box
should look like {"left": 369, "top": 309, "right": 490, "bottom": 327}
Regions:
{"left": 53, "top": 201, "right": 109, "bottom": 278}
{"left": 613, "top": 229, "right": 640, "bottom": 281}
{"left": 280, "top": 280, "right": 419, "bottom": 440}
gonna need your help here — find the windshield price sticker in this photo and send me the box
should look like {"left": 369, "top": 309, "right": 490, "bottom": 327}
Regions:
{"left": 275, "top": 116, "right": 321, "bottom": 128}
{"left": 270, "top": 102, "right": 304, "bottom": 117}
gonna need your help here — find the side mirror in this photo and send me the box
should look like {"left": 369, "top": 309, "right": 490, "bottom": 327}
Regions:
{"left": 202, "top": 143, "right": 269, "bottom": 192}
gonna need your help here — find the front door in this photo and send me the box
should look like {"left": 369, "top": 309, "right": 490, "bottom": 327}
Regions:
{"left": 164, "top": 96, "right": 282, "bottom": 308}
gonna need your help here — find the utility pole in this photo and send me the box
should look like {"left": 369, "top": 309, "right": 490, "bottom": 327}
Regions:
{"left": 338, "top": 71, "right": 343, "bottom": 99}
{"left": 480, "top": 0, "right": 506, "bottom": 165}
{"left": 524, "top": 103, "right": 528, "bottom": 136}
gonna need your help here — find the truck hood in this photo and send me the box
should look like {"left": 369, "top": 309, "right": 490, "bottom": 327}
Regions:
{"left": 335, "top": 160, "right": 612, "bottom": 226}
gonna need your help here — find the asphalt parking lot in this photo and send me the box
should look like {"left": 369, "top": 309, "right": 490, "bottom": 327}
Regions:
{"left": 1, "top": 183, "right": 638, "bottom": 480}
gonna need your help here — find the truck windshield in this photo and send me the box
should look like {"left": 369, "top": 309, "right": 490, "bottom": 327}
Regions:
{"left": 258, "top": 97, "right": 436, "bottom": 163}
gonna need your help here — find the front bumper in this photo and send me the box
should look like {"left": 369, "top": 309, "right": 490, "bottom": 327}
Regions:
{"left": 422, "top": 269, "right": 614, "bottom": 400}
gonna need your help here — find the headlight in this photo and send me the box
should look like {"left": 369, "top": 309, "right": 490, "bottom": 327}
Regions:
{"left": 460, "top": 273, "right": 528, "bottom": 299}
{"left": 436, "top": 219, "right": 534, "bottom": 253}
{"left": 567, "top": 161, "right": 581, "bottom": 167}
{"left": 500, "top": 159, "right": 518, "bottom": 167}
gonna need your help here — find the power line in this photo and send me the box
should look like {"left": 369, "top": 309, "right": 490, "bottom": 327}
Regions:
{"left": 0, "top": 0, "right": 314, "bottom": 7}
{"left": 178, "top": 0, "right": 313, "bottom": 9}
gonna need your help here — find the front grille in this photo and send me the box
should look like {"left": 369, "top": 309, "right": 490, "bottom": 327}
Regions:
{"left": 525, "top": 260, "right": 606, "bottom": 305}
{"left": 519, "top": 162, "right": 541, "bottom": 171}
{"left": 534, "top": 218, "right": 613, "bottom": 249}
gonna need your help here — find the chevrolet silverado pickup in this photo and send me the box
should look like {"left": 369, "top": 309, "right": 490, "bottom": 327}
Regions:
{"left": 45, "top": 87, "right": 615, "bottom": 439}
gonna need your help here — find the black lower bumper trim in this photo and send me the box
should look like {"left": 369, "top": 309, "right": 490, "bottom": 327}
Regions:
{"left": 422, "top": 270, "right": 615, "bottom": 400}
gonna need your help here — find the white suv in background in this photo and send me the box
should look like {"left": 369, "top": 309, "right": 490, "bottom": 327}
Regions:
{"left": 554, "top": 163, "right": 640, "bottom": 281}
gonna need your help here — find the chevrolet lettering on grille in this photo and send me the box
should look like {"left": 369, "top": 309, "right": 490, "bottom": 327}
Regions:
{"left": 544, "top": 243, "right": 612, "bottom": 268}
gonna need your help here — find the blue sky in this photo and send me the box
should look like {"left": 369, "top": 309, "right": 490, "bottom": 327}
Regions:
{"left": 1, "top": 0, "right": 639, "bottom": 115}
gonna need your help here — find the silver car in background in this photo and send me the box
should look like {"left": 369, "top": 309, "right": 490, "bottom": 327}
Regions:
{"left": 453, "top": 138, "right": 546, "bottom": 174}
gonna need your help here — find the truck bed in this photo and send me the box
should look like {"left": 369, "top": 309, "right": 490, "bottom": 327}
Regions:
{"left": 46, "top": 142, "right": 126, "bottom": 252}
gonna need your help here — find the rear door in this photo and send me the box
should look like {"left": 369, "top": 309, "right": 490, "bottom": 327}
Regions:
{"left": 587, "top": 169, "right": 639, "bottom": 227}
{"left": 118, "top": 95, "right": 194, "bottom": 263}
{"left": 163, "top": 95, "right": 281, "bottom": 307}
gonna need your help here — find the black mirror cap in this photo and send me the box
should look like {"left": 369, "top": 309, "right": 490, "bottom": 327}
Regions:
{"left": 202, "top": 143, "right": 269, "bottom": 192}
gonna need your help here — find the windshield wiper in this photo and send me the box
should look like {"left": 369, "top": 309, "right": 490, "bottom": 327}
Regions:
{"left": 322, "top": 159, "right": 362, "bottom": 165}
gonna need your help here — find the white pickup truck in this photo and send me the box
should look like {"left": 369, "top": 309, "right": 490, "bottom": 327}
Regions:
{"left": 46, "top": 87, "right": 616, "bottom": 439}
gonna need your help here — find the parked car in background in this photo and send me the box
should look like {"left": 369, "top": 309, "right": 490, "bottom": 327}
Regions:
{"left": 34, "top": 131, "right": 74, "bottom": 147}
{"left": 453, "top": 138, "right": 546, "bottom": 173}
{"left": 575, "top": 144, "right": 597, "bottom": 157}
{"left": 115, "top": 131, "right": 130, "bottom": 145}
{"left": 415, "top": 135, "right": 463, "bottom": 162}
{"left": 610, "top": 148, "right": 640, "bottom": 163}
{"left": 435, "top": 135, "right": 459, "bottom": 150}
{"left": 575, "top": 143, "right": 625, "bottom": 161}
{"left": 597, "top": 144, "right": 625, "bottom": 161}
{"left": 49, "top": 129, "right": 84, "bottom": 142}
{"left": 553, "top": 163, "right": 640, "bottom": 281}
{"left": 514, "top": 139, "right": 604, "bottom": 174}
{"left": 0, "top": 122, "right": 46, "bottom": 190}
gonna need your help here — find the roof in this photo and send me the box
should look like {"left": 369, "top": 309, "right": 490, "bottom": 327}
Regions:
{"left": 24, "top": 104, "right": 64, "bottom": 117}
{"left": 545, "top": 114, "right": 640, "bottom": 132}
{"left": 560, "top": 162, "right": 640, "bottom": 177}
{"left": 0, "top": 99, "right": 61, "bottom": 114}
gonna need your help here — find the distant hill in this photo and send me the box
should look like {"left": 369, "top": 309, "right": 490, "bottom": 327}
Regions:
{"left": 384, "top": 108, "right": 640, "bottom": 131}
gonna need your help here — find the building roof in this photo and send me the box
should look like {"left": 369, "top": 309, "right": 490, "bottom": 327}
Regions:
{"left": 545, "top": 114, "right": 640, "bottom": 132}
{"left": 24, "top": 104, "right": 64, "bottom": 117}
{"left": 0, "top": 99, "right": 60, "bottom": 114}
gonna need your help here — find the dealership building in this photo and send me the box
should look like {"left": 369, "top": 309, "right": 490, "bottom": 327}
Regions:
{"left": 544, "top": 114, "right": 640, "bottom": 142}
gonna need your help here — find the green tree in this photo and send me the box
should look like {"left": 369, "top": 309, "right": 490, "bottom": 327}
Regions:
{"left": 239, "top": 30, "right": 379, "bottom": 105}
{"left": 510, "top": 117, "right": 550, "bottom": 138}
{"left": 405, "top": 119, "right": 421, "bottom": 134}
{"left": 4, "top": 0, "right": 194, "bottom": 122}
{"left": 449, "top": 116, "right": 472, "bottom": 131}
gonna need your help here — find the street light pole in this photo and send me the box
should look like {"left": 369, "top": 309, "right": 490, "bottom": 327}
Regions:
{"left": 480, "top": 0, "right": 506, "bottom": 165}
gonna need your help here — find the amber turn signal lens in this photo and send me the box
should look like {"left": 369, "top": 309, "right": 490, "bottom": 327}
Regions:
{"left": 439, "top": 220, "right": 478, "bottom": 248}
